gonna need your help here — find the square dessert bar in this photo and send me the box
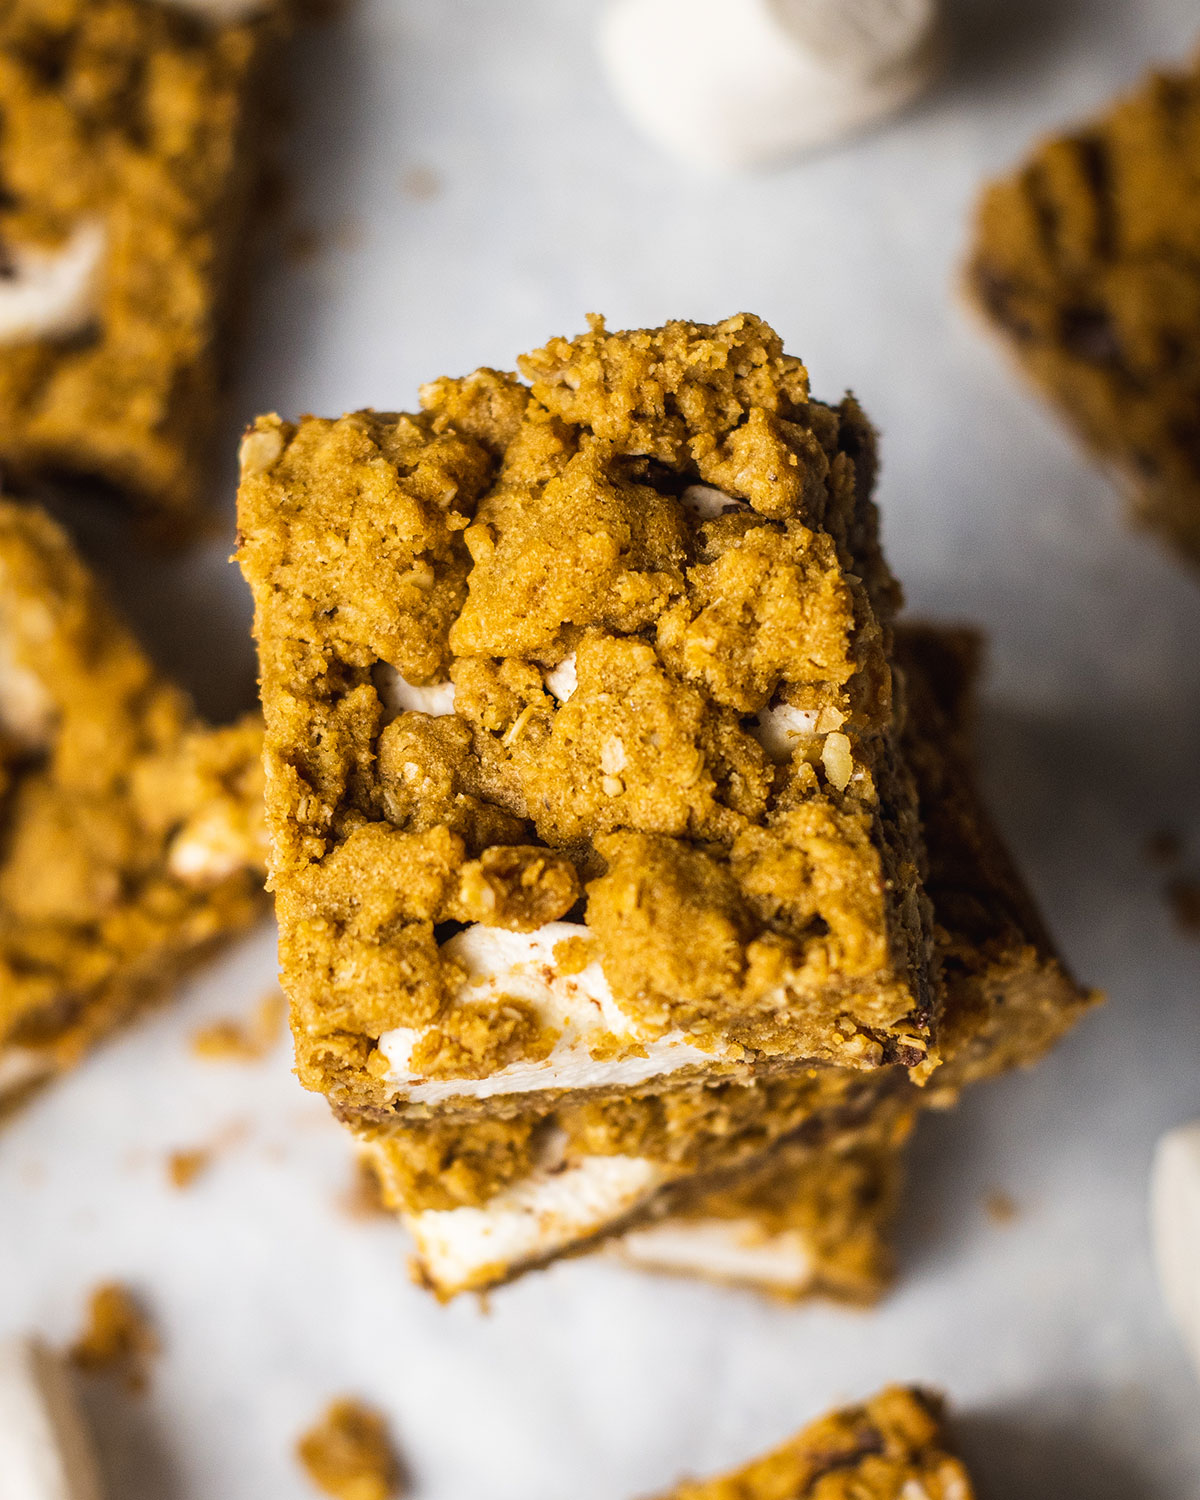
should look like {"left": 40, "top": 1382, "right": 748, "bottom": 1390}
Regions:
{"left": 0, "top": 499, "right": 267, "bottom": 1113}
{"left": 0, "top": 0, "right": 290, "bottom": 536}
{"left": 966, "top": 47, "right": 1200, "bottom": 568}
{"left": 614, "top": 1128, "right": 905, "bottom": 1303}
{"left": 359, "top": 625, "right": 1096, "bottom": 1297}
{"left": 655, "top": 1386, "right": 975, "bottom": 1500}
{"left": 239, "top": 314, "right": 940, "bottom": 1136}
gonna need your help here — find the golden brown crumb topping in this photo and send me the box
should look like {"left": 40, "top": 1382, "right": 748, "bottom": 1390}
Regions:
{"left": 660, "top": 1386, "right": 974, "bottom": 1500}
{"left": 239, "top": 315, "right": 936, "bottom": 1108}
{"left": 966, "top": 47, "right": 1200, "bottom": 567}
{"left": 0, "top": 500, "right": 267, "bottom": 1086}
{"left": 68, "top": 1282, "right": 158, "bottom": 1394}
{"left": 354, "top": 625, "right": 1093, "bottom": 1225}
{"left": 0, "top": 0, "right": 289, "bottom": 529}
{"left": 296, "top": 1398, "right": 402, "bottom": 1500}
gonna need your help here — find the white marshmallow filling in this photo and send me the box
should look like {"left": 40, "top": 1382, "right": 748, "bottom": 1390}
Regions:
{"left": 377, "top": 921, "right": 737, "bottom": 1104}
{"left": 0, "top": 222, "right": 106, "bottom": 348}
{"left": 401, "top": 1146, "right": 673, "bottom": 1294}
{"left": 615, "top": 1216, "right": 819, "bottom": 1292}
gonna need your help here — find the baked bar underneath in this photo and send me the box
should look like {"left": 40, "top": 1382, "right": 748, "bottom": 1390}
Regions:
{"left": 0, "top": 0, "right": 290, "bottom": 535}
{"left": 358, "top": 624, "right": 1096, "bottom": 1297}
{"left": 965, "top": 45, "right": 1200, "bottom": 568}
{"left": 655, "top": 1386, "right": 975, "bottom": 1500}
{"left": 0, "top": 499, "right": 267, "bottom": 1113}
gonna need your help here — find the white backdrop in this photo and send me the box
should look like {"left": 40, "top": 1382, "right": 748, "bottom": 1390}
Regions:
{"left": 4, "top": 2, "right": 1200, "bottom": 1496}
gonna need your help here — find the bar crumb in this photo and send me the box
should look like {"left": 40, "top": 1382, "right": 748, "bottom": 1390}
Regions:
{"left": 68, "top": 1283, "right": 159, "bottom": 1394}
{"left": 191, "top": 990, "right": 287, "bottom": 1063}
{"left": 167, "top": 1147, "right": 213, "bottom": 1190}
{"left": 297, "top": 1398, "right": 403, "bottom": 1500}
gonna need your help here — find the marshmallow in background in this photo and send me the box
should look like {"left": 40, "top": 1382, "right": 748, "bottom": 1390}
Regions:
{"left": 1152, "top": 1119, "right": 1200, "bottom": 1378}
{"left": 597, "top": 0, "right": 944, "bottom": 171}
{"left": 0, "top": 1338, "right": 105, "bottom": 1500}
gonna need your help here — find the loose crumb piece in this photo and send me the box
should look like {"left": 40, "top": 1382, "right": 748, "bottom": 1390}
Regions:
{"left": 296, "top": 1398, "right": 402, "bottom": 1500}
{"left": 68, "top": 1283, "right": 158, "bottom": 1394}
{"left": 191, "top": 990, "right": 287, "bottom": 1063}
{"left": 1144, "top": 829, "right": 1183, "bottom": 866}
{"left": 167, "top": 1147, "right": 213, "bottom": 1190}
{"left": 1167, "top": 878, "right": 1200, "bottom": 937}
{"left": 985, "top": 1189, "right": 1018, "bottom": 1225}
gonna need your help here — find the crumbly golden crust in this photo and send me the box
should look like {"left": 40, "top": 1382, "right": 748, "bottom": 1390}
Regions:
{"left": 0, "top": 500, "right": 267, "bottom": 1108}
{"left": 238, "top": 315, "right": 937, "bottom": 1115}
{"left": 658, "top": 1386, "right": 974, "bottom": 1500}
{"left": 0, "top": 0, "right": 289, "bottom": 534}
{"left": 965, "top": 47, "right": 1200, "bottom": 567}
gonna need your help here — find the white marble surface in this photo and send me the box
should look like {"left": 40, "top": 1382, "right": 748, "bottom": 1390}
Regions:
{"left": 4, "top": 1, "right": 1200, "bottom": 1496}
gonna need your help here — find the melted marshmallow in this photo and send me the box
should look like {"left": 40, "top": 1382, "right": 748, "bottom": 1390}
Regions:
{"left": 375, "top": 666, "right": 456, "bottom": 719}
{"left": 405, "top": 1151, "right": 670, "bottom": 1295}
{"left": 377, "top": 920, "right": 736, "bottom": 1104}
{"left": 616, "top": 1217, "right": 818, "bottom": 1292}
{"left": 0, "top": 223, "right": 106, "bottom": 347}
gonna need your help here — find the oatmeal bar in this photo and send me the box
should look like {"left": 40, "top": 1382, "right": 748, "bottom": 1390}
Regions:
{"left": 655, "top": 1385, "right": 975, "bottom": 1500}
{"left": 357, "top": 624, "right": 1096, "bottom": 1297}
{"left": 239, "top": 314, "right": 938, "bottom": 1136}
{"left": 965, "top": 46, "right": 1200, "bottom": 567}
{"left": 0, "top": 0, "right": 291, "bottom": 537}
{"left": 0, "top": 499, "right": 267, "bottom": 1113}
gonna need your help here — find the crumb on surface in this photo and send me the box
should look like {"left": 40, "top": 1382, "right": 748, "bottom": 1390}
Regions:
{"left": 296, "top": 1398, "right": 402, "bottom": 1500}
{"left": 167, "top": 1147, "right": 213, "bottom": 1190}
{"left": 68, "top": 1282, "right": 158, "bottom": 1394}
{"left": 191, "top": 990, "right": 286, "bottom": 1062}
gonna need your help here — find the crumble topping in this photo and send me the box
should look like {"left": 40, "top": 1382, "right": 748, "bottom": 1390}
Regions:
{"left": 239, "top": 315, "right": 935, "bottom": 1111}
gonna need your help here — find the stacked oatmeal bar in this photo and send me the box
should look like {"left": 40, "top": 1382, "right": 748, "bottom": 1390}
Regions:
{"left": 238, "top": 314, "right": 1095, "bottom": 1297}
{"left": 0, "top": 0, "right": 291, "bottom": 537}
{"left": 0, "top": 499, "right": 267, "bottom": 1115}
